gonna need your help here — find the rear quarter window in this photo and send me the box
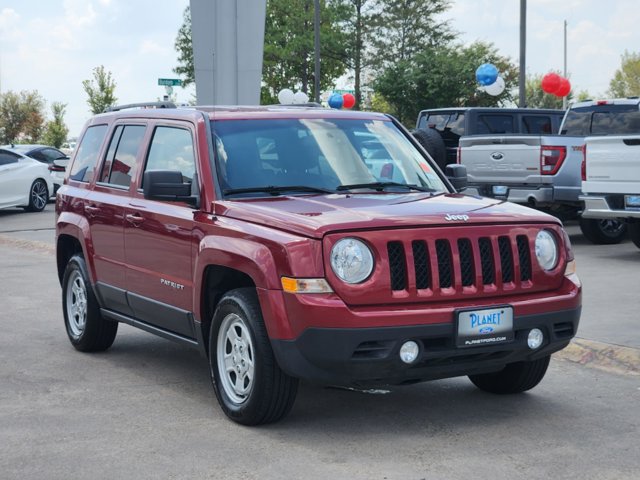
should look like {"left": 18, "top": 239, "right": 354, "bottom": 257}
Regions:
{"left": 522, "top": 115, "right": 553, "bottom": 134}
{"left": 69, "top": 125, "right": 108, "bottom": 182}
{"left": 476, "top": 114, "right": 514, "bottom": 134}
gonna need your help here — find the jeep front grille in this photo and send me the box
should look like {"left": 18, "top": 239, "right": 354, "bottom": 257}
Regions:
{"left": 387, "top": 233, "right": 533, "bottom": 292}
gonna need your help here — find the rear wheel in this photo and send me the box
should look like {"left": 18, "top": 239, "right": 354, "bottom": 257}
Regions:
{"left": 628, "top": 221, "right": 640, "bottom": 249}
{"left": 209, "top": 288, "right": 298, "bottom": 425}
{"left": 25, "top": 179, "right": 49, "bottom": 212}
{"left": 579, "top": 217, "right": 626, "bottom": 244}
{"left": 469, "top": 355, "right": 550, "bottom": 394}
{"left": 411, "top": 128, "right": 447, "bottom": 171}
{"left": 62, "top": 254, "right": 118, "bottom": 352}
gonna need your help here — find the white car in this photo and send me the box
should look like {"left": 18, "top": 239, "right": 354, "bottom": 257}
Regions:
{"left": 0, "top": 147, "right": 53, "bottom": 212}
{"left": 4, "top": 144, "right": 70, "bottom": 194}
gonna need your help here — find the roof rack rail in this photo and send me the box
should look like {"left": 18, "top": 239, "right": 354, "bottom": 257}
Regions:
{"left": 104, "top": 101, "right": 177, "bottom": 112}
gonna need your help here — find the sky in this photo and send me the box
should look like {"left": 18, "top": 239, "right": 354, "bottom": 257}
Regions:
{"left": 0, "top": 0, "right": 638, "bottom": 138}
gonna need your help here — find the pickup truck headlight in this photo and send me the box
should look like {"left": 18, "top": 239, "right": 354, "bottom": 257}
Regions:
{"left": 535, "top": 230, "right": 558, "bottom": 271}
{"left": 330, "top": 238, "right": 374, "bottom": 284}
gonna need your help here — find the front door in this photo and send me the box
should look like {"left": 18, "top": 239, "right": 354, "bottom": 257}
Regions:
{"left": 124, "top": 123, "right": 198, "bottom": 338}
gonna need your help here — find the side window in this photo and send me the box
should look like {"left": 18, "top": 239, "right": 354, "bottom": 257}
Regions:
{"left": 69, "top": 125, "right": 108, "bottom": 182}
{"left": 99, "top": 125, "right": 146, "bottom": 188}
{"left": 28, "top": 151, "right": 47, "bottom": 162}
{"left": 144, "top": 126, "right": 196, "bottom": 183}
{"left": 0, "top": 150, "right": 20, "bottom": 166}
{"left": 476, "top": 115, "right": 514, "bottom": 134}
{"left": 40, "top": 148, "right": 68, "bottom": 161}
{"left": 522, "top": 115, "right": 552, "bottom": 134}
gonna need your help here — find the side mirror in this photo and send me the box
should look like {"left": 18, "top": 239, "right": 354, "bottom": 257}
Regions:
{"left": 445, "top": 164, "right": 467, "bottom": 192}
{"left": 143, "top": 170, "right": 200, "bottom": 208}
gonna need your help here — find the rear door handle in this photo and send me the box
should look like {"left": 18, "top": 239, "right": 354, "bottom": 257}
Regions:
{"left": 125, "top": 213, "right": 145, "bottom": 226}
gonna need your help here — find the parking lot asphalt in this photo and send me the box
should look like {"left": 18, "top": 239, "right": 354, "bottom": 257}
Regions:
{"left": 1, "top": 204, "right": 639, "bottom": 479}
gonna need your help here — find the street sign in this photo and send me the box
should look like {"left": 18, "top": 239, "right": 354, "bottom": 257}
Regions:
{"left": 158, "top": 78, "right": 182, "bottom": 87}
{"left": 333, "top": 89, "right": 355, "bottom": 94}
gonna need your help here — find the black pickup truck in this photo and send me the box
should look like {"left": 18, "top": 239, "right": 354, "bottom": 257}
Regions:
{"left": 414, "top": 107, "right": 565, "bottom": 168}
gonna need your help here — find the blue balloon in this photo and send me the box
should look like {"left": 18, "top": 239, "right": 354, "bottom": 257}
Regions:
{"left": 476, "top": 63, "right": 499, "bottom": 86}
{"left": 328, "top": 93, "right": 344, "bottom": 109}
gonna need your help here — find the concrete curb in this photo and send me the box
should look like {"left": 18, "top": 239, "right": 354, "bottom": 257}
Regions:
{"left": 555, "top": 338, "right": 640, "bottom": 377}
{"left": 2, "top": 233, "right": 638, "bottom": 377}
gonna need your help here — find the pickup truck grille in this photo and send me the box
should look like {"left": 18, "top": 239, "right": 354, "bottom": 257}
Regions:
{"left": 387, "top": 233, "right": 532, "bottom": 292}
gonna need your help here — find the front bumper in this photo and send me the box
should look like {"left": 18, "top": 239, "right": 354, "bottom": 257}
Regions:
{"left": 580, "top": 194, "right": 640, "bottom": 219}
{"left": 270, "top": 306, "right": 581, "bottom": 387}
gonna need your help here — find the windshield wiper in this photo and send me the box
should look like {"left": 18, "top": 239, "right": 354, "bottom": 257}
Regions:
{"left": 223, "top": 185, "right": 334, "bottom": 196}
{"left": 336, "top": 182, "right": 435, "bottom": 193}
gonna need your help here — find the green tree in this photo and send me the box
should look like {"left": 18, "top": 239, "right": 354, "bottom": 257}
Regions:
{"left": 335, "top": 0, "right": 378, "bottom": 109}
{"left": 0, "top": 90, "right": 46, "bottom": 144}
{"left": 525, "top": 72, "right": 566, "bottom": 109}
{"left": 374, "top": 41, "right": 517, "bottom": 125}
{"left": 173, "top": 6, "right": 194, "bottom": 88}
{"left": 262, "top": 0, "right": 350, "bottom": 103}
{"left": 43, "top": 102, "right": 69, "bottom": 148}
{"left": 82, "top": 65, "right": 117, "bottom": 114}
{"left": 370, "top": 0, "right": 454, "bottom": 67}
{"left": 608, "top": 50, "right": 640, "bottom": 97}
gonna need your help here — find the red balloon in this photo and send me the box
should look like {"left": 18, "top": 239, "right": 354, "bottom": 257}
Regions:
{"left": 541, "top": 73, "right": 561, "bottom": 94}
{"left": 555, "top": 77, "right": 571, "bottom": 97}
{"left": 342, "top": 93, "right": 356, "bottom": 109}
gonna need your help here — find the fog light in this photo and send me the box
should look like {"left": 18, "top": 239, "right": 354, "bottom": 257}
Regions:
{"left": 399, "top": 341, "right": 419, "bottom": 364}
{"left": 528, "top": 328, "right": 544, "bottom": 350}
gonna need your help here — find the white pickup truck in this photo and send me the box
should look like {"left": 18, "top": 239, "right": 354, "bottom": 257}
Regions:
{"left": 581, "top": 132, "right": 640, "bottom": 249}
{"left": 459, "top": 99, "right": 640, "bottom": 244}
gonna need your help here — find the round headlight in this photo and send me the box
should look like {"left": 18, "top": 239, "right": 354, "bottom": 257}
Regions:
{"left": 535, "top": 230, "right": 558, "bottom": 271}
{"left": 330, "top": 238, "right": 374, "bottom": 284}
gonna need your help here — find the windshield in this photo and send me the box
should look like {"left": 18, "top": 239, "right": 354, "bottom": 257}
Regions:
{"left": 212, "top": 118, "right": 447, "bottom": 196}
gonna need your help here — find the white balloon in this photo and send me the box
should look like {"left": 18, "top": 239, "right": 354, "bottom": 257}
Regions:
{"left": 293, "top": 91, "right": 309, "bottom": 104}
{"left": 485, "top": 76, "right": 505, "bottom": 96}
{"left": 278, "top": 88, "right": 295, "bottom": 104}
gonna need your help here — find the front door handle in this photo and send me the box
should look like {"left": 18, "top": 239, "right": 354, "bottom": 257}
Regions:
{"left": 84, "top": 205, "right": 100, "bottom": 217}
{"left": 125, "top": 213, "right": 145, "bottom": 226}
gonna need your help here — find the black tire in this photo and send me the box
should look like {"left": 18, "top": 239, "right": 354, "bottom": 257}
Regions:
{"left": 411, "top": 128, "right": 448, "bottom": 171}
{"left": 578, "top": 217, "right": 627, "bottom": 245}
{"left": 25, "top": 178, "right": 49, "bottom": 212}
{"left": 469, "top": 355, "right": 550, "bottom": 394}
{"left": 62, "top": 254, "right": 118, "bottom": 352}
{"left": 209, "top": 288, "right": 298, "bottom": 425}
{"left": 628, "top": 221, "right": 640, "bottom": 249}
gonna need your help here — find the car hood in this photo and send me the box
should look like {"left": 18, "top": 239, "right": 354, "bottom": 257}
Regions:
{"left": 215, "top": 192, "right": 559, "bottom": 239}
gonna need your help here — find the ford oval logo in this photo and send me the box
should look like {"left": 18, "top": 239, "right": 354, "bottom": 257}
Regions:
{"left": 479, "top": 327, "right": 494, "bottom": 334}
{"left": 491, "top": 152, "right": 504, "bottom": 160}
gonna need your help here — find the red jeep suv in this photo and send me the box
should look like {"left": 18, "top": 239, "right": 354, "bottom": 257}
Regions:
{"left": 55, "top": 103, "right": 581, "bottom": 425}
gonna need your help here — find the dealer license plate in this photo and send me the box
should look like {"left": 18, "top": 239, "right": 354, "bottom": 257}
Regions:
{"left": 456, "top": 306, "right": 514, "bottom": 348}
{"left": 492, "top": 185, "right": 508, "bottom": 196}
{"left": 625, "top": 195, "right": 640, "bottom": 210}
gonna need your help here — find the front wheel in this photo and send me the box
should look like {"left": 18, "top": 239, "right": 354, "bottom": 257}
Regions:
{"left": 209, "top": 288, "right": 298, "bottom": 425}
{"left": 579, "top": 217, "right": 626, "bottom": 244}
{"left": 62, "top": 254, "right": 118, "bottom": 352}
{"left": 468, "top": 355, "right": 550, "bottom": 394}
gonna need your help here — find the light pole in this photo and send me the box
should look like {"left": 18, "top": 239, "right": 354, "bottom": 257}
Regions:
{"left": 563, "top": 20, "right": 568, "bottom": 110}
{"left": 519, "top": 0, "right": 526, "bottom": 108}
{"left": 314, "top": 0, "right": 320, "bottom": 103}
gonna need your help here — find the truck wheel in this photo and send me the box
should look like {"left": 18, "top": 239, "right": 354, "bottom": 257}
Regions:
{"left": 411, "top": 128, "right": 447, "bottom": 171}
{"left": 468, "top": 355, "right": 550, "bottom": 394}
{"left": 579, "top": 217, "right": 626, "bottom": 244}
{"left": 209, "top": 288, "right": 298, "bottom": 425}
{"left": 62, "top": 254, "right": 118, "bottom": 352}
{"left": 628, "top": 222, "right": 640, "bottom": 249}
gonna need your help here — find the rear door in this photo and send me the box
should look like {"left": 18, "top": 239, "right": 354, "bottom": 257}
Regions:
{"left": 86, "top": 123, "right": 147, "bottom": 315}
{"left": 124, "top": 122, "right": 198, "bottom": 339}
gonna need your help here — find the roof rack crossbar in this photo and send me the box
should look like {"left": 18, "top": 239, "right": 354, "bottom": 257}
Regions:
{"left": 105, "top": 101, "right": 177, "bottom": 112}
